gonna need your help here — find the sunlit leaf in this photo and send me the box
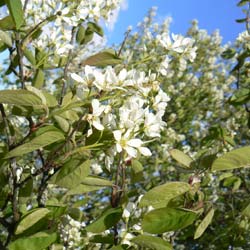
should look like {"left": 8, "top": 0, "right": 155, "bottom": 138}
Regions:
{"left": 170, "top": 149, "right": 193, "bottom": 168}
{"left": 15, "top": 208, "right": 50, "bottom": 235}
{"left": 0, "top": 16, "right": 15, "bottom": 30}
{"left": 86, "top": 207, "right": 122, "bottom": 233}
{"left": 212, "top": 146, "right": 250, "bottom": 171}
{"left": 194, "top": 208, "right": 215, "bottom": 239}
{"left": 5, "top": 130, "right": 64, "bottom": 158}
{"left": 81, "top": 50, "right": 122, "bottom": 67}
{"left": 0, "top": 30, "right": 12, "bottom": 47}
{"left": 9, "top": 232, "right": 57, "bottom": 250}
{"left": 51, "top": 159, "right": 90, "bottom": 189}
{"left": 139, "top": 182, "right": 190, "bottom": 208}
{"left": 32, "top": 69, "right": 45, "bottom": 89}
{"left": 0, "top": 89, "right": 42, "bottom": 106}
{"left": 5, "top": 0, "right": 24, "bottom": 30}
{"left": 142, "top": 208, "right": 197, "bottom": 234}
{"left": 131, "top": 235, "right": 172, "bottom": 250}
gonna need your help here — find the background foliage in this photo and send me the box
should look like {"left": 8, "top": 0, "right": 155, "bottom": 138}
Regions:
{"left": 0, "top": 0, "right": 250, "bottom": 249}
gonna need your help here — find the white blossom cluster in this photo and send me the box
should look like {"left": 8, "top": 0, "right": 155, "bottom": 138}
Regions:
{"left": 59, "top": 215, "right": 85, "bottom": 249}
{"left": 72, "top": 66, "right": 170, "bottom": 160}
{"left": 18, "top": 0, "right": 123, "bottom": 57}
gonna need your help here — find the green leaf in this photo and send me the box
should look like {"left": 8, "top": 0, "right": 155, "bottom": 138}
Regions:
{"left": 90, "top": 234, "right": 114, "bottom": 244}
{"left": 9, "top": 232, "right": 57, "bottom": 250}
{"left": 24, "top": 48, "right": 36, "bottom": 65}
{"left": 194, "top": 208, "right": 215, "bottom": 239}
{"left": 0, "top": 0, "right": 5, "bottom": 7}
{"left": 212, "top": 146, "right": 250, "bottom": 171}
{"left": 0, "top": 30, "right": 12, "bottom": 47}
{"left": 0, "top": 89, "right": 42, "bottom": 106}
{"left": 19, "top": 178, "right": 33, "bottom": 197}
{"left": 51, "top": 159, "right": 90, "bottom": 189}
{"left": 54, "top": 115, "right": 69, "bottom": 132}
{"left": 86, "top": 207, "right": 122, "bottom": 233}
{"left": 131, "top": 159, "right": 143, "bottom": 173}
{"left": 229, "top": 88, "right": 250, "bottom": 105}
{"left": 236, "top": 18, "right": 247, "bottom": 23}
{"left": 66, "top": 183, "right": 108, "bottom": 196}
{"left": 81, "top": 50, "right": 122, "bottom": 67}
{"left": 131, "top": 235, "right": 173, "bottom": 250}
{"left": 87, "top": 22, "right": 104, "bottom": 37}
{"left": 42, "top": 91, "right": 58, "bottom": 107}
{"left": 5, "top": 130, "right": 64, "bottom": 158}
{"left": 170, "top": 149, "right": 193, "bottom": 168}
{"left": 142, "top": 208, "right": 197, "bottom": 234}
{"left": 242, "top": 203, "right": 250, "bottom": 218}
{"left": 221, "top": 48, "right": 236, "bottom": 59}
{"left": 0, "top": 15, "right": 15, "bottom": 30}
{"left": 32, "top": 69, "right": 44, "bottom": 89}
{"left": 76, "top": 25, "right": 85, "bottom": 44}
{"left": 15, "top": 208, "right": 50, "bottom": 235}
{"left": 139, "top": 182, "right": 190, "bottom": 208}
{"left": 5, "top": 0, "right": 24, "bottom": 30}
{"left": 237, "top": 0, "right": 250, "bottom": 6}
{"left": 64, "top": 176, "right": 112, "bottom": 195}
{"left": 81, "top": 176, "right": 113, "bottom": 186}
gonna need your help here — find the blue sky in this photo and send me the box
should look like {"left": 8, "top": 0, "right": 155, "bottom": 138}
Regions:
{"left": 106, "top": 0, "right": 245, "bottom": 45}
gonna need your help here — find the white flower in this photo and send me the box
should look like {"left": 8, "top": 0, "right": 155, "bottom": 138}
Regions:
{"left": 122, "top": 202, "right": 136, "bottom": 219}
{"left": 86, "top": 99, "right": 105, "bottom": 136}
{"left": 91, "top": 162, "right": 103, "bottom": 175}
{"left": 144, "top": 111, "right": 165, "bottom": 137}
{"left": 113, "top": 130, "right": 151, "bottom": 158}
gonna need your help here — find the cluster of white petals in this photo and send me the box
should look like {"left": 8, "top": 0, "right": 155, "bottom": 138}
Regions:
{"left": 72, "top": 66, "right": 170, "bottom": 159}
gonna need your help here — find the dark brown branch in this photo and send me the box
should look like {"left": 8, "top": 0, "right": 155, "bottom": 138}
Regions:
{"left": 111, "top": 153, "right": 126, "bottom": 245}
{"left": 23, "top": 0, "right": 29, "bottom": 13}
{"left": 59, "top": 27, "right": 77, "bottom": 105}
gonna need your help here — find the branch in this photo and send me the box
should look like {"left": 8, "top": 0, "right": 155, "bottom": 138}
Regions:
{"left": 15, "top": 33, "right": 25, "bottom": 89}
{"left": 23, "top": 0, "right": 29, "bottom": 13}
{"left": 59, "top": 27, "right": 77, "bottom": 105}
{"left": 0, "top": 104, "right": 11, "bottom": 148}
{"left": 117, "top": 29, "right": 131, "bottom": 57}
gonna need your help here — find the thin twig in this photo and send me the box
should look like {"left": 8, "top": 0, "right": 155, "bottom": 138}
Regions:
{"left": 117, "top": 29, "right": 131, "bottom": 57}
{"left": 59, "top": 27, "right": 77, "bottom": 105}
{"left": 16, "top": 33, "right": 25, "bottom": 89}
{"left": 23, "top": 0, "right": 29, "bottom": 13}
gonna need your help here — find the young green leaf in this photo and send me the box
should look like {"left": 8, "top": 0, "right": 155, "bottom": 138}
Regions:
{"left": 242, "top": 203, "right": 250, "bottom": 218}
{"left": 32, "top": 69, "right": 45, "bottom": 89}
{"left": 212, "top": 146, "right": 250, "bottom": 171}
{"left": 5, "top": 0, "right": 24, "bottom": 30}
{"left": 51, "top": 159, "right": 91, "bottom": 189}
{"left": 194, "top": 208, "right": 215, "bottom": 239}
{"left": 142, "top": 208, "right": 197, "bottom": 234}
{"left": 81, "top": 50, "right": 122, "bottom": 67}
{"left": 0, "top": 89, "right": 43, "bottom": 106}
{"left": 87, "top": 22, "right": 104, "bottom": 36}
{"left": 86, "top": 207, "right": 122, "bottom": 233}
{"left": 9, "top": 232, "right": 57, "bottom": 250}
{"left": 76, "top": 25, "right": 85, "bottom": 44}
{"left": 0, "top": 30, "right": 12, "bottom": 47}
{"left": 170, "top": 149, "right": 193, "bottom": 168}
{"left": 5, "top": 130, "right": 64, "bottom": 158}
{"left": 131, "top": 235, "right": 173, "bottom": 250}
{"left": 0, "top": 16, "right": 15, "bottom": 30}
{"left": 15, "top": 208, "right": 51, "bottom": 235}
{"left": 139, "top": 182, "right": 190, "bottom": 208}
